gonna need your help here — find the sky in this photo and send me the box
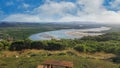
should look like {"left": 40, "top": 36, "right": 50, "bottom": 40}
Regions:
{"left": 0, "top": 0, "right": 120, "bottom": 24}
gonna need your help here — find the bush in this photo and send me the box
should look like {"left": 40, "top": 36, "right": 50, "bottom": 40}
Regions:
{"left": 30, "top": 41, "right": 47, "bottom": 49}
{"left": 74, "top": 44, "right": 87, "bottom": 52}
{"left": 9, "top": 40, "right": 25, "bottom": 51}
{"left": 45, "top": 42, "right": 66, "bottom": 50}
{"left": 0, "top": 42, "right": 4, "bottom": 51}
{"left": 74, "top": 44, "right": 97, "bottom": 53}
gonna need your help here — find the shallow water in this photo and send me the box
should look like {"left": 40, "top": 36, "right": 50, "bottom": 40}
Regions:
{"left": 29, "top": 27, "right": 111, "bottom": 41}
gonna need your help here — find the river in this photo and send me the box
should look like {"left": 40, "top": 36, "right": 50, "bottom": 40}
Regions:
{"left": 29, "top": 27, "right": 111, "bottom": 41}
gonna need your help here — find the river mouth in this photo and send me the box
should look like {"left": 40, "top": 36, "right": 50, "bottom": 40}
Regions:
{"left": 29, "top": 27, "right": 111, "bottom": 41}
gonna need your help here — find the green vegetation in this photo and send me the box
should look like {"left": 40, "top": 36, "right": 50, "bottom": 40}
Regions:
{"left": 0, "top": 55, "right": 119, "bottom": 68}
{"left": 0, "top": 32, "right": 119, "bottom": 55}
{"left": 0, "top": 24, "right": 64, "bottom": 40}
{"left": 0, "top": 32, "right": 120, "bottom": 68}
{"left": 1, "top": 23, "right": 120, "bottom": 68}
{"left": 0, "top": 23, "right": 104, "bottom": 40}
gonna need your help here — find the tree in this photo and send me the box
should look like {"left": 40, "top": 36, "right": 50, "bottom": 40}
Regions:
{"left": 31, "top": 41, "right": 47, "bottom": 49}
{"left": 1, "top": 40, "right": 10, "bottom": 50}
{"left": 0, "top": 42, "right": 4, "bottom": 51}
{"left": 24, "top": 39, "right": 32, "bottom": 49}
{"left": 74, "top": 44, "right": 87, "bottom": 52}
{"left": 9, "top": 40, "right": 24, "bottom": 51}
{"left": 45, "top": 42, "right": 66, "bottom": 50}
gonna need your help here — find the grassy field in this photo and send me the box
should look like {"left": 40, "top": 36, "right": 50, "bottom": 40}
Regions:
{"left": 0, "top": 50, "right": 119, "bottom": 68}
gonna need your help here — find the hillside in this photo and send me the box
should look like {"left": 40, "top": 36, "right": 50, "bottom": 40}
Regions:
{"left": 0, "top": 32, "right": 120, "bottom": 68}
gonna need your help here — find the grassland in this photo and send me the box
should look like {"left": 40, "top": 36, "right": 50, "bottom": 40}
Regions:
{"left": 0, "top": 50, "right": 119, "bottom": 68}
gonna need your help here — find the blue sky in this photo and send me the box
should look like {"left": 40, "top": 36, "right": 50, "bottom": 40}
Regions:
{"left": 0, "top": 0, "right": 120, "bottom": 24}
{"left": 0, "top": 0, "right": 44, "bottom": 15}
{"left": 0, "top": 0, "right": 76, "bottom": 15}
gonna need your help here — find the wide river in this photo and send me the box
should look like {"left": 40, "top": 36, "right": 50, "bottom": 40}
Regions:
{"left": 29, "top": 27, "right": 111, "bottom": 41}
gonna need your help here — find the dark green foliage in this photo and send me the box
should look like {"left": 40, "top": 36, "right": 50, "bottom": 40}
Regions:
{"left": 45, "top": 42, "right": 66, "bottom": 50}
{"left": 31, "top": 41, "right": 47, "bottom": 49}
{"left": 74, "top": 44, "right": 87, "bottom": 52}
{"left": 0, "top": 42, "right": 4, "bottom": 51}
{"left": 24, "top": 39, "right": 32, "bottom": 49}
{"left": 81, "top": 32, "right": 120, "bottom": 41}
{"left": 9, "top": 40, "right": 25, "bottom": 51}
{"left": 74, "top": 43, "right": 97, "bottom": 53}
{"left": 8, "top": 39, "right": 66, "bottom": 51}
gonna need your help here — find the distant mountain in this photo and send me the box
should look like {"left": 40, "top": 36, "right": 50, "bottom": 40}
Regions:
{"left": 0, "top": 21, "right": 104, "bottom": 28}
{"left": 0, "top": 22, "right": 41, "bottom": 27}
{"left": 0, "top": 21, "right": 99, "bottom": 24}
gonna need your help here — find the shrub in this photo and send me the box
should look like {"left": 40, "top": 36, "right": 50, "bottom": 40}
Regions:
{"left": 74, "top": 44, "right": 87, "bottom": 52}
{"left": 9, "top": 40, "right": 25, "bottom": 51}
{"left": 0, "top": 42, "right": 4, "bottom": 51}
{"left": 45, "top": 42, "right": 66, "bottom": 50}
{"left": 30, "top": 41, "right": 47, "bottom": 49}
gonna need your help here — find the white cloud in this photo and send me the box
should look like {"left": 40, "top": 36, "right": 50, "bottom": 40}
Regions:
{"left": 77, "top": 0, "right": 106, "bottom": 14}
{"left": 59, "top": 11, "right": 120, "bottom": 23}
{"left": 33, "top": 1, "right": 76, "bottom": 19}
{"left": 3, "top": 14, "right": 41, "bottom": 22}
{"left": 3, "top": 0, "right": 120, "bottom": 24}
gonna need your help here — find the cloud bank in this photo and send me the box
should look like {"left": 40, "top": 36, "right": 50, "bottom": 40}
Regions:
{"left": 3, "top": 0, "right": 120, "bottom": 24}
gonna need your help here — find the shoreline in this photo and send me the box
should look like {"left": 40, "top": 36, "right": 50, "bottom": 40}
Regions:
{"left": 65, "top": 27, "right": 111, "bottom": 37}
